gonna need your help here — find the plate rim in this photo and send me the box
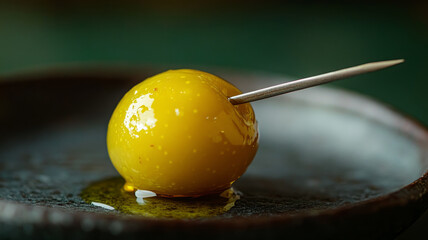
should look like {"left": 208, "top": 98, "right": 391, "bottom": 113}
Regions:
{"left": 0, "top": 67, "right": 427, "bottom": 234}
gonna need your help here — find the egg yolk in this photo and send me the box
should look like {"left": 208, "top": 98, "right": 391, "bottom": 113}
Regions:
{"left": 107, "top": 69, "right": 259, "bottom": 197}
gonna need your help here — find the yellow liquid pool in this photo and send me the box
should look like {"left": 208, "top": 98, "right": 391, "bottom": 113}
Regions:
{"left": 81, "top": 177, "right": 241, "bottom": 218}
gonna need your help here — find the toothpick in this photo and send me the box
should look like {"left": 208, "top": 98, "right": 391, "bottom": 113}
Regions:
{"left": 229, "top": 59, "right": 404, "bottom": 105}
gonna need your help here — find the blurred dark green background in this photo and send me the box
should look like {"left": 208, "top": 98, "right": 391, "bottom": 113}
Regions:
{"left": 0, "top": 1, "right": 427, "bottom": 238}
{"left": 0, "top": 1, "right": 427, "bottom": 124}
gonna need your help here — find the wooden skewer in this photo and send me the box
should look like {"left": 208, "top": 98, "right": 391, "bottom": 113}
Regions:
{"left": 229, "top": 59, "right": 404, "bottom": 105}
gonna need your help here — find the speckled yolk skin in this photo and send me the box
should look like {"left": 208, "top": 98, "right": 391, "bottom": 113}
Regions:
{"left": 107, "top": 69, "right": 259, "bottom": 197}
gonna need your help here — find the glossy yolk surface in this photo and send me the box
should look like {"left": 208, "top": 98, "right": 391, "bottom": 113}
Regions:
{"left": 107, "top": 69, "right": 259, "bottom": 197}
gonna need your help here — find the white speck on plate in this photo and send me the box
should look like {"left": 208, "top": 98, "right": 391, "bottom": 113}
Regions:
{"left": 135, "top": 190, "right": 157, "bottom": 198}
{"left": 91, "top": 202, "right": 115, "bottom": 210}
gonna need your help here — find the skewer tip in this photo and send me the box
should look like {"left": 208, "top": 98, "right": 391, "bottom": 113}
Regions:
{"left": 358, "top": 59, "right": 404, "bottom": 73}
{"left": 385, "top": 59, "right": 405, "bottom": 65}
{"left": 370, "top": 59, "right": 404, "bottom": 68}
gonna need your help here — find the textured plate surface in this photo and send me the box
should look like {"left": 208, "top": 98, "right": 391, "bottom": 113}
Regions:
{"left": 0, "top": 68, "right": 427, "bottom": 239}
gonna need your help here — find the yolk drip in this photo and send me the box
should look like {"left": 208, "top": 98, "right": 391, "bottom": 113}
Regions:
{"left": 107, "top": 69, "right": 259, "bottom": 197}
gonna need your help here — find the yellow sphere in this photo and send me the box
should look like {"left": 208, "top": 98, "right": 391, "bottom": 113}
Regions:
{"left": 107, "top": 69, "right": 259, "bottom": 197}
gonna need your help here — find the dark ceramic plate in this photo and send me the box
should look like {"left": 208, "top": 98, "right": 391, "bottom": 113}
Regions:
{"left": 0, "top": 68, "right": 427, "bottom": 239}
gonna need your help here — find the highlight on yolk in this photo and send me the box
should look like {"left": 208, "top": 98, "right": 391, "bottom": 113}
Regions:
{"left": 107, "top": 69, "right": 259, "bottom": 197}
